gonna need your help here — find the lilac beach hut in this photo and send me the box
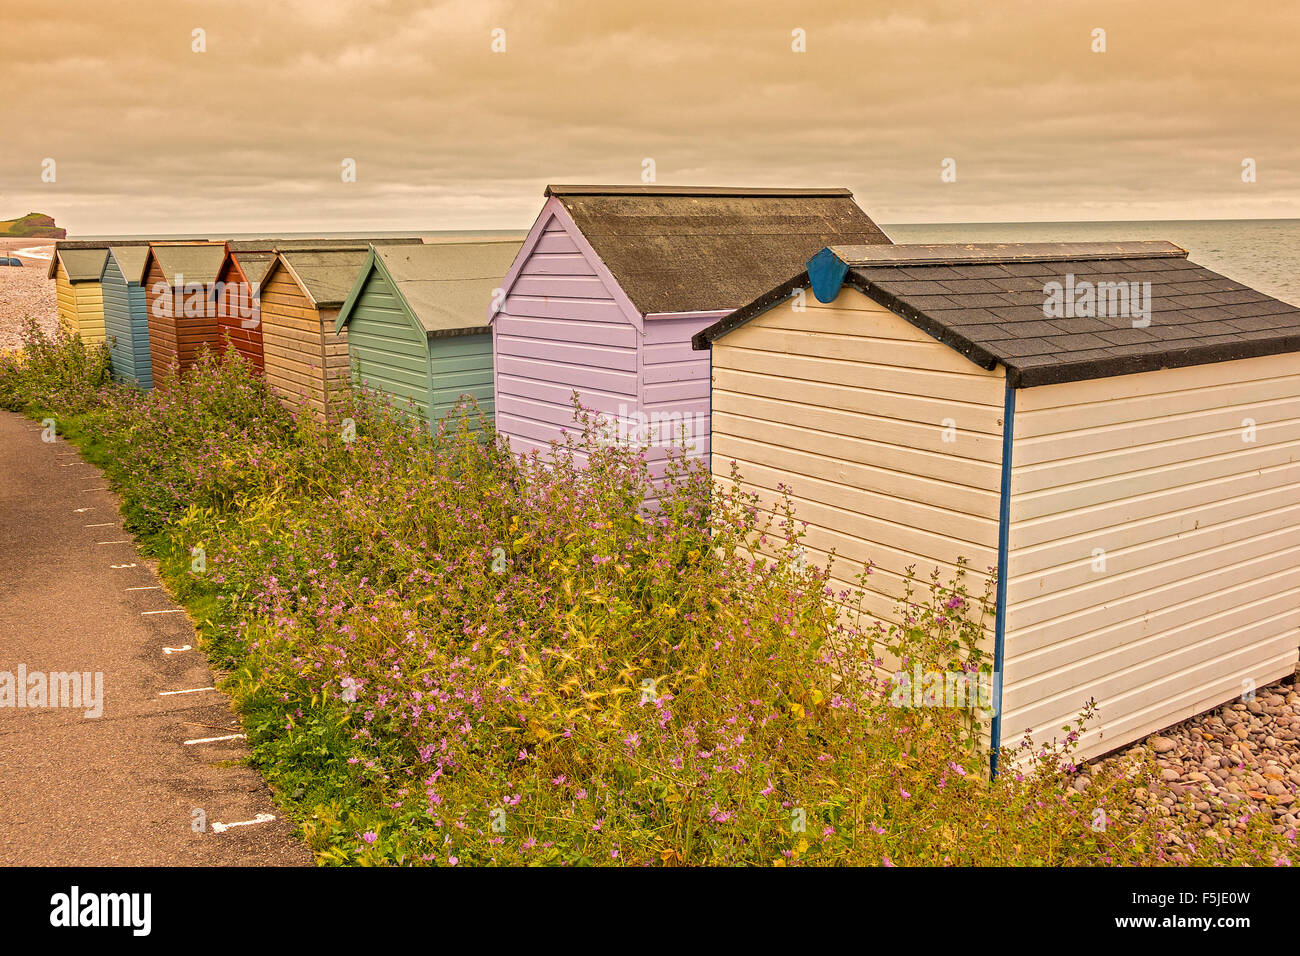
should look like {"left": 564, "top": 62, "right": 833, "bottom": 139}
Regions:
{"left": 490, "top": 185, "right": 891, "bottom": 483}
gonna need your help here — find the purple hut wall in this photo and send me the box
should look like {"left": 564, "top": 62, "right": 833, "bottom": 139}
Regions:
{"left": 492, "top": 202, "right": 719, "bottom": 491}
{"left": 640, "top": 312, "right": 721, "bottom": 482}
{"left": 493, "top": 211, "right": 639, "bottom": 460}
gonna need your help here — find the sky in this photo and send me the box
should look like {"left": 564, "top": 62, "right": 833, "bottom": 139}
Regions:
{"left": 1, "top": 0, "right": 1297, "bottom": 235}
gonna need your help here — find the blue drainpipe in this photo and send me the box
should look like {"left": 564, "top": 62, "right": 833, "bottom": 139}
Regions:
{"left": 989, "top": 382, "right": 1015, "bottom": 777}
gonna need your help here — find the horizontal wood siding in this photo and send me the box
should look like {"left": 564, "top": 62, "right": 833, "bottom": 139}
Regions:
{"left": 494, "top": 216, "right": 638, "bottom": 457}
{"left": 54, "top": 261, "right": 106, "bottom": 345}
{"left": 216, "top": 262, "right": 264, "bottom": 372}
{"left": 710, "top": 288, "right": 1006, "bottom": 628}
{"left": 641, "top": 313, "right": 717, "bottom": 479}
{"left": 74, "top": 281, "right": 106, "bottom": 345}
{"left": 345, "top": 268, "right": 432, "bottom": 420}
{"left": 260, "top": 268, "right": 347, "bottom": 418}
{"left": 55, "top": 265, "right": 77, "bottom": 337}
{"left": 144, "top": 258, "right": 221, "bottom": 388}
{"left": 1003, "top": 351, "right": 1300, "bottom": 760}
{"left": 429, "top": 333, "right": 494, "bottom": 426}
{"left": 102, "top": 256, "right": 138, "bottom": 384}
{"left": 125, "top": 280, "right": 151, "bottom": 389}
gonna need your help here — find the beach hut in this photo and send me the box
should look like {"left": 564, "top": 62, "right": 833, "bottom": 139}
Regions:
{"left": 100, "top": 244, "right": 154, "bottom": 387}
{"left": 212, "top": 238, "right": 414, "bottom": 374}
{"left": 210, "top": 241, "right": 279, "bottom": 372}
{"left": 694, "top": 240, "right": 1300, "bottom": 762}
{"left": 47, "top": 241, "right": 110, "bottom": 344}
{"left": 142, "top": 242, "right": 228, "bottom": 386}
{"left": 335, "top": 240, "right": 522, "bottom": 426}
{"left": 492, "top": 185, "right": 890, "bottom": 482}
{"left": 259, "top": 240, "right": 421, "bottom": 418}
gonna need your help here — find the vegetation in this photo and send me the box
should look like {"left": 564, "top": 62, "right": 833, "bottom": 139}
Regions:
{"left": 0, "top": 212, "right": 65, "bottom": 239}
{"left": 1, "top": 323, "right": 1291, "bottom": 866}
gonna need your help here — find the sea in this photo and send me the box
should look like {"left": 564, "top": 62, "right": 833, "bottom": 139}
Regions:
{"left": 883, "top": 219, "right": 1300, "bottom": 307}
{"left": 75, "top": 218, "right": 1300, "bottom": 306}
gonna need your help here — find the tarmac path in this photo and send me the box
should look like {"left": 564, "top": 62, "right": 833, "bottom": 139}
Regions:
{"left": 0, "top": 410, "right": 311, "bottom": 865}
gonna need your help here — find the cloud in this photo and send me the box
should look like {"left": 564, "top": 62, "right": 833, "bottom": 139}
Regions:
{"left": 0, "top": 0, "right": 1296, "bottom": 233}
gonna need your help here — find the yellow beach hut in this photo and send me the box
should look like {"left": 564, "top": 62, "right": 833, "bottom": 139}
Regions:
{"left": 47, "top": 241, "right": 113, "bottom": 344}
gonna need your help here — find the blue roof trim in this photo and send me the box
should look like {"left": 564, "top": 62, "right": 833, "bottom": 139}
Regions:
{"left": 806, "top": 247, "right": 849, "bottom": 303}
{"left": 989, "top": 382, "right": 1014, "bottom": 777}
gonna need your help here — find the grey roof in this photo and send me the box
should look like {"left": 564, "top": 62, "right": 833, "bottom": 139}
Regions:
{"left": 227, "top": 236, "right": 421, "bottom": 252}
{"left": 147, "top": 243, "right": 227, "bottom": 286}
{"left": 107, "top": 245, "right": 151, "bottom": 285}
{"left": 229, "top": 251, "right": 277, "bottom": 287}
{"left": 368, "top": 240, "right": 523, "bottom": 336}
{"left": 47, "top": 239, "right": 149, "bottom": 279}
{"left": 55, "top": 248, "right": 109, "bottom": 283}
{"left": 696, "top": 241, "right": 1300, "bottom": 388}
{"left": 544, "top": 184, "right": 891, "bottom": 315}
{"left": 270, "top": 241, "right": 424, "bottom": 308}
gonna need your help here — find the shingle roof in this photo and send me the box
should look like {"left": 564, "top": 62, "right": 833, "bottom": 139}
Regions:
{"left": 107, "top": 245, "right": 151, "bottom": 285}
{"left": 54, "top": 248, "right": 109, "bottom": 283}
{"left": 545, "top": 185, "right": 891, "bottom": 315}
{"left": 227, "top": 237, "right": 421, "bottom": 252}
{"left": 147, "top": 243, "right": 227, "bottom": 286}
{"left": 229, "top": 251, "right": 277, "bottom": 287}
{"left": 270, "top": 241, "right": 421, "bottom": 309}
{"left": 349, "top": 240, "right": 522, "bottom": 336}
{"left": 46, "top": 239, "right": 152, "bottom": 279}
{"left": 695, "top": 241, "right": 1300, "bottom": 388}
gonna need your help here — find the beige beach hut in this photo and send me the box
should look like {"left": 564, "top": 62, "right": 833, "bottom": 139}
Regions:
{"left": 694, "top": 241, "right": 1300, "bottom": 763}
{"left": 259, "top": 241, "right": 420, "bottom": 418}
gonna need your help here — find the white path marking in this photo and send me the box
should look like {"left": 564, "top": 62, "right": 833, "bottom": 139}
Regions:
{"left": 73, "top": 507, "right": 93, "bottom": 513}
{"left": 162, "top": 644, "right": 191, "bottom": 655}
{"left": 85, "top": 522, "right": 115, "bottom": 527}
{"left": 97, "top": 540, "right": 131, "bottom": 545}
{"left": 109, "top": 563, "right": 137, "bottom": 569}
{"left": 126, "top": 585, "right": 161, "bottom": 591}
{"left": 211, "top": 813, "right": 274, "bottom": 834}
{"left": 159, "top": 687, "right": 213, "bottom": 696}
{"left": 142, "top": 609, "right": 184, "bottom": 616}
{"left": 184, "top": 733, "right": 245, "bottom": 746}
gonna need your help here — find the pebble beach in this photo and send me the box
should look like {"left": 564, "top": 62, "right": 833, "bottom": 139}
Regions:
{"left": 0, "top": 239, "right": 56, "bottom": 349}
{"left": 1081, "top": 680, "right": 1300, "bottom": 852}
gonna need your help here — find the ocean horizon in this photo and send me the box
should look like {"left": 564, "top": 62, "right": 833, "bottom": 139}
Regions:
{"left": 63, "top": 217, "right": 1300, "bottom": 306}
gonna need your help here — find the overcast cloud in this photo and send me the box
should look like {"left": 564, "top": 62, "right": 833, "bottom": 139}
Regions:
{"left": 1, "top": 0, "right": 1296, "bottom": 234}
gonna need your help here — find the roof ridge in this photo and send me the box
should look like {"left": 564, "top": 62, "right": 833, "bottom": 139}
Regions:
{"left": 826, "top": 240, "right": 1188, "bottom": 267}
{"left": 546, "top": 184, "right": 854, "bottom": 198}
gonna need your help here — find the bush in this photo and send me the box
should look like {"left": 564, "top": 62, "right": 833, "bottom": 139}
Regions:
{"left": 0, "top": 318, "right": 110, "bottom": 413}
{"left": 2, "top": 324, "right": 1291, "bottom": 866}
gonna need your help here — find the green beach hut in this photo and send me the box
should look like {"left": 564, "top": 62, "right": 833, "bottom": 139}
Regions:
{"left": 100, "top": 243, "right": 154, "bottom": 388}
{"left": 336, "top": 240, "right": 521, "bottom": 427}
